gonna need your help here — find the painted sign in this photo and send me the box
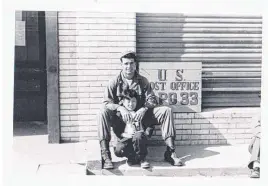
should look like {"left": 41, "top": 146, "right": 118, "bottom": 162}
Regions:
{"left": 139, "top": 62, "right": 202, "bottom": 112}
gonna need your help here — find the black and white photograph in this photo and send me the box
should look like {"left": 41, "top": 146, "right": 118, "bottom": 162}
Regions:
{"left": 1, "top": 0, "right": 266, "bottom": 185}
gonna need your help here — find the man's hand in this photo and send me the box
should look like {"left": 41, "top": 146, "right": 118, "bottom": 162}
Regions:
{"left": 134, "top": 107, "right": 148, "bottom": 122}
{"left": 117, "top": 106, "right": 132, "bottom": 123}
{"left": 121, "top": 131, "right": 135, "bottom": 139}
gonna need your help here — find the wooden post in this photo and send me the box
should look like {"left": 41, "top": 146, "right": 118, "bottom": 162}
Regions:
{"left": 45, "top": 12, "right": 60, "bottom": 143}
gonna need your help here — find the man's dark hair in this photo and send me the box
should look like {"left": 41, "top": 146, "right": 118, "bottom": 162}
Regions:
{"left": 120, "top": 52, "right": 137, "bottom": 63}
{"left": 122, "top": 88, "right": 138, "bottom": 100}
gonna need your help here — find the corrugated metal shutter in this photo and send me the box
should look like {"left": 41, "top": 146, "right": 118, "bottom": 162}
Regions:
{"left": 136, "top": 13, "right": 262, "bottom": 108}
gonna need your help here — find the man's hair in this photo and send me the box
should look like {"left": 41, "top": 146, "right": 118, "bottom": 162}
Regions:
{"left": 120, "top": 52, "right": 137, "bottom": 63}
{"left": 122, "top": 88, "right": 138, "bottom": 100}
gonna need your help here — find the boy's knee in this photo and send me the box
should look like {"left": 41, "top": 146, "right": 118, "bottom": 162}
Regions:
{"left": 114, "top": 143, "right": 126, "bottom": 157}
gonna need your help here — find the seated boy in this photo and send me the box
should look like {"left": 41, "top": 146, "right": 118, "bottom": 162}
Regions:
{"left": 113, "top": 89, "right": 150, "bottom": 169}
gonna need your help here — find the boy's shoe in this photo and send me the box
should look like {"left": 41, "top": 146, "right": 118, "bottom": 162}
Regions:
{"left": 140, "top": 159, "right": 150, "bottom": 169}
{"left": 250, "top": 167, "right": 260, "bottom": 178}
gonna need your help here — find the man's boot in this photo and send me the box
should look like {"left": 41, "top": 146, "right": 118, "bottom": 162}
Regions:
{"left": 164, "top": 137, "right": 183, "bottom": 166}
{"left": 100, "top": 140, "right": 114, "bottom": 169}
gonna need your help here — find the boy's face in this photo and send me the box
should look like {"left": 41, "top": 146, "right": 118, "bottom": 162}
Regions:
{"left": 123, "top": 97, "right": 137, "bottom": 111}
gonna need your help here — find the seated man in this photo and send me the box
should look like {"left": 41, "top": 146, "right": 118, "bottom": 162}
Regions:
{"left": 113, "top": 89, "right": 150, "bottom": 169}
{"left": 248, "top": 113, "right": 261, "bottom": 178}
{"left": 98, "top": 51, "right": 183, "bottom": 169}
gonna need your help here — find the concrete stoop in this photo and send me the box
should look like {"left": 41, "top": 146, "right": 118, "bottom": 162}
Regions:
{"left": 85, "top": 160, "right": 250, "bottom": 177}
{"left": 85, "top": 144, "right": 251, "bottom": 177}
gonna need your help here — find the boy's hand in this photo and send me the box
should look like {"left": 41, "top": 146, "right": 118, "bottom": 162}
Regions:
{"left": 117, "top": 106, "right": 132, "bottom": 123}
{"left": 134, "top": 107, "right": 148, "bottom": 121}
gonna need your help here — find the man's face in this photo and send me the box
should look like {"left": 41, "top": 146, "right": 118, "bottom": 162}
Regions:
{"left": 121, "top": 58, "right": 136, "bottom": 76}
{"left": 123, "top": 97, "right": 137, "bottom": 111}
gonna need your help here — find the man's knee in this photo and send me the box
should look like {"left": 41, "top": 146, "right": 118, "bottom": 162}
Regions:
{"left": 98, "top": 106, "right": 112, "bottom": 118}
{"left": 157, "top": 106, "right": 172, "bottom": 116}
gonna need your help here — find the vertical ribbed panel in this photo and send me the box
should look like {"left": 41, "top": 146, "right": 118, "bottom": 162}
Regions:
{"left": 136, "top": 13, "right": 262, "bottom": 107}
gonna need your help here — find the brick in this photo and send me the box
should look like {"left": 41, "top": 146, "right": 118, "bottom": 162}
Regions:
{"left": 60, "top": 110, "right": 78, "bottom": 115}
{"left": 60, "top": 87, "right": 78, "bottom": 93}
{"left": 175, "top": 124, "right": 183, "bottom": 129}
{"left": 90, "top": 104, "right": 101, "bottom": 109}
{"left": 209, "top": 118, "right": 229, "bottom": 124}
{"left": 60, "top": 82, "right": 71, "bottom": 87}
{"left": 176, "top": 113, "right": 194, "bottom": 119}
{"left": 235, "top": 133, "right": 252, "bottom": 139}
{"left": 192, "top": 129, "right": 209, "bottom": 135}
{"left": 192, "top": 119, "right": 209, "bottom": 124}
{"left": 77, "top": 93, "right": 90, "bottom": 98}
{"left": 213, "top": 113, "right": 231, "bottom": 118}
{"left": 77, "top": 104, "right": 90, "bottom": 109}
{"left": 175, "top": 141, "right": 191, "bottom": 146}
{"left": 174, "top": 119, "right": 191, "bottom": 124}
{"left": 61, "top": 125, "right": 97, "bottom": 132}
{"left": 223, "top": 133, "right": 236, "bottom": 139}
{"left": 229, "top": 118, "right": 252, "bottom": 124}
{"left": 236, "top": 123, "right": 251, "bottom": 129}
{"left": 190, "top": 135, "right": 201, "bottom": 140}
{"left": 60, "top": 116, "right": 70, "bottom": 121}
{"left": 191, "top": 140, "right": 209, "bottom": 145}
{"left": 217, "top": 124, "right": 236, "bottom": 129}
{"left": 61, "top": 131, "right": 97, "bottom": 138}
{"left": 182, "top": 124, "right": 192, "bottom": 129}
{"left": 60, "top": 104, "right": 71, "bottom": 109}
{"left": 90, "top": 93, "right": 103, "bottom": 98}
{"left": 59, "top": 76, "right": 78, "bottom": 82}
{"left": 199, "top": 135, "right": 210, "bottom": 140}
{"left": 192, "top": 124, "right": 201, "bottom": 129}
{"left": 79, "top": 98, "right": 102, "bottom": 104}
{"left": 60, "top": 98, "right": 79, "bottom": 104}
{"left": 209, "top": 139, "right": 227, "bottom": 145}
{"left": 227, "top": 129, "right": 245, "bottom": 134}
{"left": 227, "top": 139, "right": 245, "bottom": 145}
{"left": 194, "top": 112, "right": 213, "bottom": 118}
{"left": 209, "top": 129, "right": 227, "bottom": 134}
{"left": 217, "top": 134, "right": 226, "bottom": 140}
{"left": 90, "top": 82, "right": 108, "bottom": 87}
{"left": 176, "top": 130, "right": 192, "bottom": 135}
{"left": 200, "top": 124, "right": 211, "bottom": 129}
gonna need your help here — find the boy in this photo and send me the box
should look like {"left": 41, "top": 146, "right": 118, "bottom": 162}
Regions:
{"left": 113, "top": 89, "right": 150, "bottom": 169}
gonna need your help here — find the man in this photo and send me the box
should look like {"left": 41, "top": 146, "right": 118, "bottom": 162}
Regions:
{"left": 248, "top": 113, "right": 261, "bottom": 178}
{"left": 98, "top": 51, "right": 183, "bottom": 169}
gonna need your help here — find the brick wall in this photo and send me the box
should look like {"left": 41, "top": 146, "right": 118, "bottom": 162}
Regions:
{"left": 58, "top": 12, "right": 136, "bottom": 142}
{"left": 58, "top": 12, "right": 260, "bottom": 145}
{"left": 150, "top": 107, "right": 260, "bottom": 146}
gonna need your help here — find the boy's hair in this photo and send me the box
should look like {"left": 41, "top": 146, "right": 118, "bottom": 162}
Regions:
{"left": 122, "top": 88, "right": 138, "bottom": 100}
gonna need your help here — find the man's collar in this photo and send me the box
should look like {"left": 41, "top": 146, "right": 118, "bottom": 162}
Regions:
{"left": 120, "top": 70, "right": 142, "bottom": 82}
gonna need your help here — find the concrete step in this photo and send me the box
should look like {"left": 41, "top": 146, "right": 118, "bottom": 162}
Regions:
{"left": 85, "top": 143, "right": 251, "bottom": 177}
{"left": 86, "top": 160, "right": 250, "bottom": 177}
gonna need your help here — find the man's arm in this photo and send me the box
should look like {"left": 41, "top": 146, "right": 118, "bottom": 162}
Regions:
{"left": 103, "top": 78, "right": 121, "bottom": 111}
{"left": 143, "top": 77, "right": 158, "bottom": 109}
